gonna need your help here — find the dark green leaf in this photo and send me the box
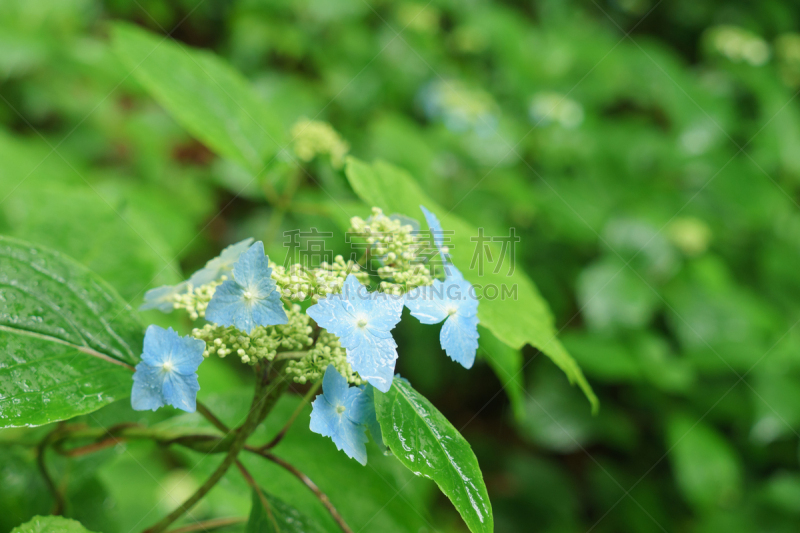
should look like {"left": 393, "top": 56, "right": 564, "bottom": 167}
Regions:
{"left": 478, "top": 326, "right": 525, "bottom": 421}
{"left": 111, "top": 23, "right": 285, "bottom": 175}
{"left": 246, "top": 488, "right": 326, "bottom": 533}
{"left": 11, "top": 516, "right": 96, "bottom": 533}
{"left": 0, "top": 236, "right": 142, "bottom": 427}
{"left": 345, "top": 157, "right": 597, "bottom": 411}
{"left": 374, "top": 377, "right": 493, "bottom": 533}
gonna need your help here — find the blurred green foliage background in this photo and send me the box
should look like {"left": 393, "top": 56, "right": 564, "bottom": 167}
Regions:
{"left": 3, "top": 0, "right": 800, "bottom": 531}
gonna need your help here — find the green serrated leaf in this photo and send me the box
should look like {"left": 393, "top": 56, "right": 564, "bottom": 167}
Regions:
{"left": 374, "top": 377, "right": 493, "bottom": 533}
{"left": 0, "top": 236, "right": 142, "bottom": 428}
{"left": 111, "top": 23, "right": 285, "bottom": 175}
{"left": 11, "top": 515, "right": 97, "bottom": 533}
{"left": 247, "top": 488, "right": 327, "bottom": 533}
{"left": 345, "top": 157, "right": 597, "bottom": 411}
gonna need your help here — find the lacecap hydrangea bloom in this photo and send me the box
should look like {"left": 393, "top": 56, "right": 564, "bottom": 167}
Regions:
{"left": 131, "top": 325, "right": 205, "bottom": 412}
{"left": 205, "top": 241, "right": 288, "bottom": 334}
{"left": 306, "top": 275, "right": 403, "bottom": 392}
{"left": 309, "top": 365, "right": 380, "bottom": 465}
{"left": 405, "top": 206, "right": 480, "bottom": 367}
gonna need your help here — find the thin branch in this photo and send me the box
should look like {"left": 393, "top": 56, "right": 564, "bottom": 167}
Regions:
{"left": 235, "top": 461, "right": 279, "bottom": 531}
{"left": 144, "top": 364, "right": 290, "bottom": 533}
{"left": 165, "top": 517, "right": 246, "bottom": 533}
{"left": 259, "top": 380, "right": 321, "bottom": 451}
{"left": 247, "top": 448, "right": 354, "bottom": 533}
{"left": 196, "top": 401, "right": 230, "bottom": 432}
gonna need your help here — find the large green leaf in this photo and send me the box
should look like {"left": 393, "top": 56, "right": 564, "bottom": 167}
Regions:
{"left": 111, "top": 23, "right": 285, "bottom": 175}
{"left": 11, "top": 516, "right": 96, "bottom": 533}
{"left": 0, "top": 236, "right": 142, "bottom": 428}
{"left": 374, "top": 377, "right": 493, "bottom": 533}
{"left": 479, "top": 326, "right": 525, "bottom": 421}
{"left": 246, "top": 488, "right": 327, "bottom": 533}
{"left": 345, "top": 157, "right": 597, "bottom": 410}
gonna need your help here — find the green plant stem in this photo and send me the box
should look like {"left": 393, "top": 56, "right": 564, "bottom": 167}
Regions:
{"left": 235, "top": 460, "right": 279, "bottom": 531}
{"left": 143, "top": 363, "right": 289, "bottom": 533}
{"left": 165, "top": 517, "right": 246, "bottom": 533}
{"left": 247, "top": 447, "right": 354, "bottom": 533}
{"left": 259, "top": 379, "right": 321, "bottom": 451}
{"left": 37, "top": 429, "right": 65, "bottom": 515}
{"left": 196, "top": 401, "right": 230, "bottom": 432}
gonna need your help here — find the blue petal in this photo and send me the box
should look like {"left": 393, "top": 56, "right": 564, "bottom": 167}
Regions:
{"left": 131, "top": 363, "right": 166, "bottom": 411}
{"left": 404, "top": 281, "right": 449, "bottom": 324}
{"left": 162, "top": 371, "right": 201, "bottom": 412}
{"left": 233, "top": 241, "right": 269, "bottom": 287}
{"left": 344, "top": 331, "right": 398, "bottom": 393}
{"left": 349, "top": 384, "right": 384, "bottom": 449}
{"left": 321, "top": 364, "right": 349, "bottom": 406}
{"left": 250, "top": 291, "right": 289, "bottom": 329}
{"left": 188, "top": 238, "right": 254, "bottom": 287}
{"left": 140, "top": 283, "right": 187, "bottom": 313}
{"left": 141, "top": 325, "right": 175, "bottom": 366}
{"left": 441, "top": 313, "right": 480, "bottom": 369}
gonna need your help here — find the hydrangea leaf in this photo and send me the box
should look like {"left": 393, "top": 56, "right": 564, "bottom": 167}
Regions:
{"left": 246, "top": 488, "right": 327, "bottom": 533}
{"left": 345, "top": 157, "right": 597, "bottom": 411}
{"left": 111, "top": 23, "right": 285, "bottom": 175}
{"left": 374, "top": 377, "right": 493, "bottom": 533}
{"left": 0, "top": 236, "right": 143, "bottom": 428}
{"left": 11, "top": 515, "right": 97, "bottom": 533}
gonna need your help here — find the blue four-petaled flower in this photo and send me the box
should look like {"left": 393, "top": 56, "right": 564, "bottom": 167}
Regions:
{"left": 306, "top": 275, "right": 403, "bottom": 393}
{"left": 405, "top": 206, "right": 480, "bottom": 368}
{"left": 131, "top": 325, "right": 206, "bottom": 412}
{"left": 140, "top": 238, "right": 253, "bottom": 313}
{"left": 309, "top": 365, "right": 375, "bottom": 465}
{"left": 205, "top": 241, "right": 287, "bottom": 334}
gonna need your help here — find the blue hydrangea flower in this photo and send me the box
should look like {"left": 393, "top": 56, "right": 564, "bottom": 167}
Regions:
{"left": 188, "top": 238, "right": 254, "bottom": 287}
{"left": 309, "top": 365, "right": 371, "bottom": 465}
{"left": 405, "top": 266, "right": 480, "bottom": 369}
{"left": 131, "top": 325, "right": 205, "bottom": 412}
{"left": 205, "top": 241, "right": 287, "bottom": 334}
{"left": 139, "top": 238, "right": 253, "bottom": 313}
{"left": 306, "top": 275, "right": 403, "bottom": 393}
{"left": 140, "top": 282, "right": 188, "bottom": 312}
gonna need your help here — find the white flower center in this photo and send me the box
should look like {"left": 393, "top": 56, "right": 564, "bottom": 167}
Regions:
{"left": 446, "top": 305, "right": 458, "bottom": 316}
{"left": 243, "top": 290, "right": 255, "bottom": 301}
{"left": 336, "top": 404, "right": 346, "bottom": 414}
{"left": 162, "top": 361, "right": 175, "bottom": 373}
{"left": 356, "top": 316, "right": 369, "bottom": 328}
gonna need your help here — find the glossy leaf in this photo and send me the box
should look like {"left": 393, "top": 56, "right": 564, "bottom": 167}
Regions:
{"left": 374, "top": 377, "right": 493, "bottom": 533}
{"left": 246, "top": 488, "right": 327, "bottom": 533}
{"left": 345, "top": 157, "right": 597, "bottom": 411}
{"left": 111, "top": 23, "right": 285, "bottom": 175}
{"left": 0, "top": 236, "right": 142, "bottom": 428}
{"left": 11, "top": 516, "right": 96, "bottom": 533}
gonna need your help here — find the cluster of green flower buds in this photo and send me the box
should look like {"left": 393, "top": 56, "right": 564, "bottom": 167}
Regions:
{"left": 290, "top": 118, "right": 350, "bottom": 169}
{"left": 172, "top": 280, "right": 223, "bottom": 320}
{"left": 191, "top": 305, "right": 313, "bottom": 364}
{"left": 349, "top": 207, "right": 434, "bottom": 294}
{"left": 271, "top": 256, "right": 369, "bottom": 302}
{"left": 285, "top": 331, "right": 362, "bottom": 385}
